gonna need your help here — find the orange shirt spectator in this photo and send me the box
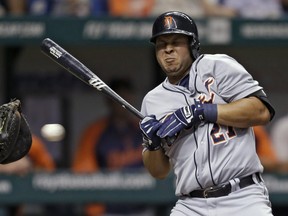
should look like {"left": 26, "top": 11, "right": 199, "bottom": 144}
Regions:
{"left": 108, "top": 0, "right": 154, "bottom": 17}
{"left": 72, "top": 78, "right": 149, "bottom": 216}
{"left": 254, "top": 126, "right": 279, "bottom": 172}
{"left": 29, "top": 135, "right": 56, "bottom": 171}
{"left": 0, "top": 134, "right": 55, "bottom": 173}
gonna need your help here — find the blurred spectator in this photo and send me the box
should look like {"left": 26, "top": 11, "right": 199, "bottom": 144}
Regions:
{"left": 90, "top": 0, "right": 108, "bottom": 16}
{"left": 0, "top": 3, "right": 5, "bottom": 16}
{"left": 255, "top": 125, "right": 288, "bottom": 173}
{"left": 52, "top": 0, "right": 91, "bottom": 17}
{"left": 202, "top": 0, "right": 237, "bottom": 17}
{"left": 150, "top": 0, "right": 205, "bottom": 18}
{"left": 0, "top": 157, "right": 32, "bottom": 216}
{"left": 0, "top": 156, "right": 32, "bottom": 176}
{"left": 254, "top": 126, "right": 280, "bottom": 172}
{"left": 271, "top": 115, "right": 288, "bottom": 166}
{"left": 51, "top": 0, "right": 108, "bottom": 17}
{"left": 0, "top": 0, "right": 286, "bottom": 18}
{"left": 0, "top": 134, "right": 55, "bottom": 173}
{"left": 0, "top": 0, "right": 27, "bottom": 16}
{"left": 269, "top": 116, "right": 288, "bottom": 216}
{"left": 213, "top": 0, "right": 283, "bottom": 19}
{"left": 1, "top": 0, "right": 108, "bottom": 17}
{"left": 28, "top": 134, "right": 56, "bottom": 171}
{"left": 150, "top": 0, "right": 239, "bottom": 18}
{"left": 0, "top": 159, "right": 30, "bottom": 215}
{"left": 66, "top": 0, "right": 91, "bottom": 16}
{"left": 108, "top": 0, "right": 154, "bottom": 17}
{"left": 281, "top": 0, "right": 288, "bottom": 15}
{"left": 27, "top": 0, "right": 54, "bottom": 16}
{"left": 72, "top": 78, "right": 153, "bottom": 216}
{"left": 0, "top": 134, "right": 56, "bottom": 216}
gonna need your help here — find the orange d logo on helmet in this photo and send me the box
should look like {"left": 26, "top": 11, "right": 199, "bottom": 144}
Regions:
{"left": 164, "top": 16, "right": 177, "bottom": 29}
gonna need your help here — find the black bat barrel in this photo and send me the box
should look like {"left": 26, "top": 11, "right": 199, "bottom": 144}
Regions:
{"left": 41, "top": 38, "right": 95, "bottom": 83}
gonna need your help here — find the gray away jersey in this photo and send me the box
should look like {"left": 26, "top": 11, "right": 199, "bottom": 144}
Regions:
{"left": 141, "top": 54, "right": 264, "bottom": 196}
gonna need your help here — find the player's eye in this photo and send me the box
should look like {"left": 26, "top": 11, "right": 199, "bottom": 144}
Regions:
{"left": 173, "top": 39, "right": 187, "bottom": 46}
{"left": 155, "top": 42, "right": 166, "bottom": 50}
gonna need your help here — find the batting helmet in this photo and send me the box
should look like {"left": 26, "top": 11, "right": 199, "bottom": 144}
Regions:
{"left": 150, "top": 11, "right": 200, "bottom": 60}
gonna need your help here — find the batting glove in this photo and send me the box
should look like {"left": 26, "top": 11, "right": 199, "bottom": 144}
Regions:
{"left": 139, "top": 115, "right": 162, "bottom": 151}
{"left": 157, "top": 100, "right": 217, "bottom": 138}
{"left": 157, "top": 105, "right": 196, "bottom": 138}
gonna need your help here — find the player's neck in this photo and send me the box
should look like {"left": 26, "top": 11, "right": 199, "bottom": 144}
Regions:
{"left": 177, "top": 73, "right": 190, "bottom": 87}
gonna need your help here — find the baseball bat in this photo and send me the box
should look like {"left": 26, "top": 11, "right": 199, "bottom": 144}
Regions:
{"left": 41, "top": 38, "right": 175, "bottom": 145}
{"left": 40, "top": 38, "right": 144, "bottom": 119}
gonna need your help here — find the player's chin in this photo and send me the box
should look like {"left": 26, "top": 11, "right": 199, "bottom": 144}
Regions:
{"left": 165, "top": 69, "right": 183, "bottom": 81}
{"left": 164, "top": 67, "right": 179, "bottom": 76}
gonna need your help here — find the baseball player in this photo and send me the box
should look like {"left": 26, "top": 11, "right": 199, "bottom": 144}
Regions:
{"left": 139, "top": 11, "right": 275, "bottom": 216}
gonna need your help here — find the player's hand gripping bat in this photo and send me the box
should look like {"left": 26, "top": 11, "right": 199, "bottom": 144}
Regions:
{"left": 40, "top": 38, "right": 175, "bottom": 145}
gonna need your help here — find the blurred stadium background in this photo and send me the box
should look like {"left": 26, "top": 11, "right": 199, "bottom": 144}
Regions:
{"left": 1, "top": 0, "right": 288, "bottom": 215}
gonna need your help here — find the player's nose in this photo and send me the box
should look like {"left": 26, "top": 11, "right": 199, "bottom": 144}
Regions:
{"left": 164, "top": 44, "right": 174, "bottom": 53}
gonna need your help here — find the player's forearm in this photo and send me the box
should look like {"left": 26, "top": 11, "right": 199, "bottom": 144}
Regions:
{"left": 216, "top": 96, "right": 271, "bottom": 128}
{"left": 142, "top": 149, "right": 171, "bottom": 179}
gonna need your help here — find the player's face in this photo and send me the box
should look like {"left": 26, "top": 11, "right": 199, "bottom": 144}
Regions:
{"left": 155, "top": 34, "right": 193, "bottom": 84}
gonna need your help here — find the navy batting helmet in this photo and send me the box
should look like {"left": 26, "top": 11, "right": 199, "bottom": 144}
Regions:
{"left": 150, "top": 11, "right": 200, "bottom": 60}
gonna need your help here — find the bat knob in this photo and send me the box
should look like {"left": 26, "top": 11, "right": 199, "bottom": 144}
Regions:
{"left": 162, "top": 133, "right": 178, "bottom": 147}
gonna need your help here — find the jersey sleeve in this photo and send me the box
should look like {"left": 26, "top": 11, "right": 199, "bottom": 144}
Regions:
{"left": 198, "top": 54, "right": 262, "bottom": 103}
{"left": 248, "top": 90, "right": 275, "bottom": 120}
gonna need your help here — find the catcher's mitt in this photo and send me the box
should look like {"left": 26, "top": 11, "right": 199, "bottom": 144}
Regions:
{"left": 0, "top": 99, "right": 32, "bottom": 164}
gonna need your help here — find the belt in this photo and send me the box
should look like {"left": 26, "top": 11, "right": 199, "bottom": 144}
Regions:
{"left": 187, "top": 173, "right": 261, "bottom": 198}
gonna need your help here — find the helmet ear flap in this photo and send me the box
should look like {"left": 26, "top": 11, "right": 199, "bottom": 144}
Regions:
{"left": 189, "top": 35, "right": 200, "bottom": 60}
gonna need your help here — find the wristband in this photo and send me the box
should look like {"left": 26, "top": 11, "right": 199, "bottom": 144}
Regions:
{"left": 203, "top": 103, "right": 218, "bottom": 123}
